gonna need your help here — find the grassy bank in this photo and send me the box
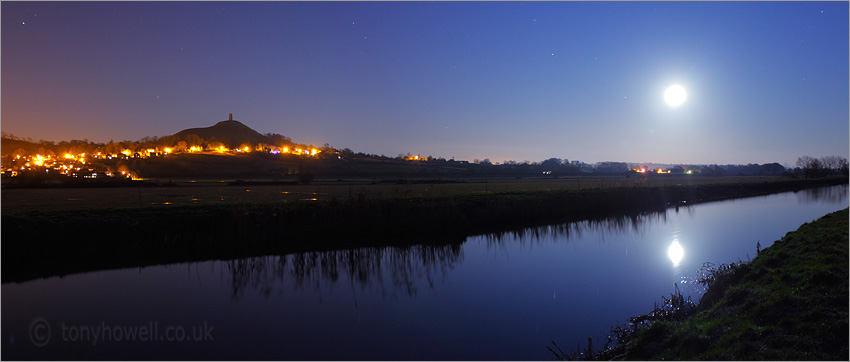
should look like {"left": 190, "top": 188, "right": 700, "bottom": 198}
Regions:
{"left": 2, "top": 177, "right": 845, "bottom": 283}
{"left": 589, "top": 208, "right": 848, "bottom": 360}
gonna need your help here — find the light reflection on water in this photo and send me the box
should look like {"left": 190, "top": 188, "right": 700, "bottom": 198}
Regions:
{"left": 668, "top": 239, "right": 684, "bottom": 266}
{"left": 1, "top": 184, "right": 847, "bottom": 360}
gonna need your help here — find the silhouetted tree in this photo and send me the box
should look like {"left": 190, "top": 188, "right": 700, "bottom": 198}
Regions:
{"left": 797, "top": 156, "right": 825, "bottom": 178}
{"left": 760, "top": 163, "right": 785, "bottom": 175}
{"left": 704, "top": 164, "right": 725, "bottom": 176}
{"left": 541, "top": 158, "right": 562, "bottom": 170}
{"left": 819, "top": 155, "right": 848, "bottom": 176}
{"left": 265, "top": 133, "right": 292, "bottom": 147}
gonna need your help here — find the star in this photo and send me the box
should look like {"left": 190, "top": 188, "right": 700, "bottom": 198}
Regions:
{"left": 22, "top": 21, "right": 26, "bottom": 25}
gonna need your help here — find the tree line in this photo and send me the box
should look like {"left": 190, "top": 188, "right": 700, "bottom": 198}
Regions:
{"left": 790, "top": 155, "right": 849, "bottom": 178}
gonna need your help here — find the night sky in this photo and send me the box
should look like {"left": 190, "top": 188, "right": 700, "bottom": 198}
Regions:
{"left": 2, "top": 2, "right": 847, "bottom": 165}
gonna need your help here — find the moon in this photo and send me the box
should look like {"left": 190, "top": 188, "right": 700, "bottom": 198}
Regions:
{"left": 664, "top": 85, "right": 687, "bottom": 107}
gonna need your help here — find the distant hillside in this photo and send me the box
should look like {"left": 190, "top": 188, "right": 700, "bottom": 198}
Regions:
{"left": 172, "top": 120, "right": 272, "bottom": 148}
{"left": 2, "top": 138, "right": 44, "bottom": 156}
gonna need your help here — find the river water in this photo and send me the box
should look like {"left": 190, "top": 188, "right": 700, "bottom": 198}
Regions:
{"left": 2, "top": 184, "right": 847, "bottom": 360}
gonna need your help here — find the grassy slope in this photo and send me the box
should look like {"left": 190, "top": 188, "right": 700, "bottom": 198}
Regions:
{"left": 621, "top": 208, "right": 849, "bottom": 360}
{"left": 171, "top": 120, "right": 271, "bottom": 147}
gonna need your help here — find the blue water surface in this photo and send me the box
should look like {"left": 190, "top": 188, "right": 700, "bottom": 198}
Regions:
{"left": 3, "top": 184, "right": 847, "bottom": 360}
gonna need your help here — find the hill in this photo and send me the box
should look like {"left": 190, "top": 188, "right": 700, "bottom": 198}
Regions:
{"left": 1, "top": 138, "right": 42, "bottom": 156}
{"left": 172, "top": 119, "right": 272, "bottom": 148}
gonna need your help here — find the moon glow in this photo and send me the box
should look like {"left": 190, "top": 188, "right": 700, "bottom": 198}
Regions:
{"left": 664, "top": 85, "right": 687, "bottom": 107}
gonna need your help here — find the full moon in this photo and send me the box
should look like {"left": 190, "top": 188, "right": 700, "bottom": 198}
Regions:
{"left": 664, "top": 85, "right": 687, "bottom": 107}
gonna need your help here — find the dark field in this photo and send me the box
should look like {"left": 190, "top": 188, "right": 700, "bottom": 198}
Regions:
{"left": 2, "top": 176, "right": 845, "bottom": 283}
{"left": 2, "top": 175, "right": 790, "bottom": 215}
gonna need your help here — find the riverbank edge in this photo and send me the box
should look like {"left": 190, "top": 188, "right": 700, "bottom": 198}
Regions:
{"left": 2, "top": 177, "right": 846, "bottom": 283}
{"left": 595, "top": 207, "right": 849, "bottom": 360}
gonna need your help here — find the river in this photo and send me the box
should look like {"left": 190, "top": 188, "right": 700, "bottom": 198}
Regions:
{"left": 2, "top": 184, "right": 847, "bottom": 360}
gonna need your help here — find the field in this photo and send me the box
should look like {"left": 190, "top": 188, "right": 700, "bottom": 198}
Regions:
{"left": 1, "top": 175, "right": 787, "bottom": 215}
{"left": 3, "top": 176, "right": 845, "bottom": 283}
